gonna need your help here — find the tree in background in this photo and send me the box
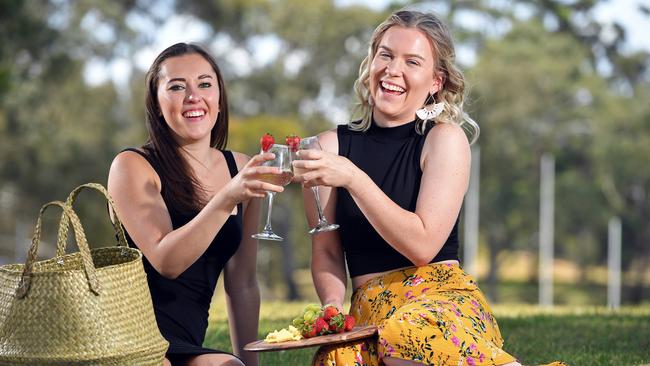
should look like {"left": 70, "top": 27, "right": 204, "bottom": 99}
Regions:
{"left": 469, "top": 20, "right": 612, "bottom": 300}
{"left": 409, "top": 0, "right": 650, "bottom": 303}
{"left": 0, "top": 0, "right": 648, "bottom": 303}
{"left": 0, "top": 1, "right": 134, "bottom": 257}
{"left": 590, "top": 84, "right": 650, "bottom": 303}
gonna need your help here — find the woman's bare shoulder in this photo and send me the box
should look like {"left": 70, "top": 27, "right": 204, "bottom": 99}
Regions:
{"left": 317, "top": 128, "right": 339, "bottom": 154}
{"left": 110, "top": 150, "right": 157, "bottom": 178}
{"left": 230, "top": 150, "right": 251, "bottom": 171}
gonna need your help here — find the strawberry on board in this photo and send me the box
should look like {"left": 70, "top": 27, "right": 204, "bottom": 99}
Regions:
{"left": 314, "top": 317, "right": 330, "bottom": 336}
{"left": 301, "top": 321, "right": 317, "bottom": 338}
{"left": 328, "top": 313, "right": 345, "bottom": 333}
{"left": 344, "top": 314, "right": 355, "bottom": 331}
{"left": 260, "top": 133, "right": 275, "bottom": 152}
{"left": 285, "top": 135, "right": 300, "bottom": 152}
{"left": 322, "top": 305, "right": 341, "bottom": 321}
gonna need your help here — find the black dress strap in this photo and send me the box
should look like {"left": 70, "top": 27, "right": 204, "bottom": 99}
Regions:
{"left": 122, "top": 147, "right": 149, "bottom": 161}
{"left": 122, "top": 147, "right": 164, "bottom": 177}
{"left": 221, "top": 150, "right": 243, "bottom": 215}
{"left": 121, "top": 147, "right": 160, "bottom": 171}
{"left": 120, "top": 147, "right": 167, "bottom": 199}
{"left": 221, "top": 150, "right": 239, "bottom": 179}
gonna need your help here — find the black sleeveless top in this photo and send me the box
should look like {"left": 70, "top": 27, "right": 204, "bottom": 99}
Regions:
{"left": 122, "top": 148, "right": 242, "bottom": 359}
{"left": 336, "top": 120, "right": 459, "bottom": 277}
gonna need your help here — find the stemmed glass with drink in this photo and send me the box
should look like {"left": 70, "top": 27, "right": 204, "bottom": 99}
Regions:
{"left": 252, "top": 144, "right": 293, "bottom": 241}
{"left": 295, "top": 136, "right": 339, "bottom": 235}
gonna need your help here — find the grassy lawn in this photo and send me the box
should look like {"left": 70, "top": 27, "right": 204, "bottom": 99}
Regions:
{"left": 204, "top": 303, "right": 650, "bottom": 366}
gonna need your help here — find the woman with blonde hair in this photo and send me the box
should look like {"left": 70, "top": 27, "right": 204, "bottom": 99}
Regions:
{"left": 294, "top": 10, "right": 564, "bottom": 366}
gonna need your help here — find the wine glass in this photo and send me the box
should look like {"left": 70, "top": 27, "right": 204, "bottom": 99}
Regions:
{"left": 297, "top": 136, "right": 339, "bottom": 234}
{"left": 252, "top": 144, "right": 294, "bottom": 241}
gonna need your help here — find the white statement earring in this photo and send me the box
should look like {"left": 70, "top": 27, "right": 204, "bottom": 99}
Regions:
{"left": 416, "top": 102, "right": 444, "bottom": 122}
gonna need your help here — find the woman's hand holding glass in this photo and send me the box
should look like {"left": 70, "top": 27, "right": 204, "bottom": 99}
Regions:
{"left": 293, "top": 149, "right": 358, "bottom": 190}
{"left": 252, "top": 144, "right": 294, "bottom": 241}
{"left": 293, "top": 136, "right": 340, "bottom": 234}
{"left": 223, "top": 152, "right": 285, "bottom": 205}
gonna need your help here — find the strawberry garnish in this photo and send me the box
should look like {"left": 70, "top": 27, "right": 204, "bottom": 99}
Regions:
{"left": 285, "top": 135, "right": 301, "bottom": 152}
{"left": 260, "top": 133, "right": 275, "bottom": 152}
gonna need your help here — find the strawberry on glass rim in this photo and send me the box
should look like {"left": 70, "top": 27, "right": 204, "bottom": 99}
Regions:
{"left": 260, "top": 133, "right": 275, "bottom": 152}
{"left": 285, "top": 135, "right": 301, "bottom": 153}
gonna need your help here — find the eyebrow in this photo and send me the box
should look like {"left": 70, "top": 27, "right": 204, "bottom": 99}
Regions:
{"left": 166, "top": 74, "right": 214, "bottom": 84}
{"left": 378, "top": 45, "right": 426, "bottom": 61}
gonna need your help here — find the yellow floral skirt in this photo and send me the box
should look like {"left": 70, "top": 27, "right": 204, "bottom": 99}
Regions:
{"left": 313, "top": 263, "right": 565, "bottom": 366}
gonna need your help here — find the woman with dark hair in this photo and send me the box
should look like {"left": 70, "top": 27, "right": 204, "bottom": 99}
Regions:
{"left": 295, "top": 10, "right": 564, "bottom": 366}
{"left": 108, "top": 43, "right": 283, "bottom": 366}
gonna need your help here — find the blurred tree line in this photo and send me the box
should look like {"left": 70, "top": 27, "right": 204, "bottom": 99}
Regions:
{"left": 0, "top": 0, "right": 648, "bottom": 304}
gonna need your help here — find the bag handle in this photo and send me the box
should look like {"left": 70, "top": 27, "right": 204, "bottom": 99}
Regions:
{"left": 16, "top": 201, "right": 101, "bottom": 299}
{"left": 56, "top": 183, "right": 128, "bottom": 257}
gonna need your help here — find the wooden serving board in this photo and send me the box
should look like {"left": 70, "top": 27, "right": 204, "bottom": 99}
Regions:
{"left": 244, "top": 325, "right": 378, "bottom": 352}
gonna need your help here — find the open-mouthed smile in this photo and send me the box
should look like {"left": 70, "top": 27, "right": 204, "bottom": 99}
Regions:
{"left": 182, "top": 109, "right": 206, "bottom": 121}
{"left": 380, "top": 80, "right": 406, "bottom": 95}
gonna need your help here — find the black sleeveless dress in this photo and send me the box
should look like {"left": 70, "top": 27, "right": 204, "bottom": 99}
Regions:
{"left": 122, "top": 148, "right": 243, "bottom": 365}
{"left": 335, "top": 120, "right": 459, "bottom": 277}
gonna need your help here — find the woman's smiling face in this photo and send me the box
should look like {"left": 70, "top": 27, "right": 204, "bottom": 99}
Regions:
{"left": 156, "top": 53, "right": 220, "bottom": 145}
{"left": 369, "top": 26, "right": 442, "bottom": 125}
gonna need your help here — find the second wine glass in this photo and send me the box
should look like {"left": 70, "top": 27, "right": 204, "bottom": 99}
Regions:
{"left": 252, "top": 144, "right": 293, "bottom": 241}
{"left": 297, "top": 136, "right": 339, "bottom": 235}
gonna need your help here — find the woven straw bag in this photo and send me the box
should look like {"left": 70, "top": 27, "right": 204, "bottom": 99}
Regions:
{"left": 0, "top": 184, "right": 168, "bottom": 365}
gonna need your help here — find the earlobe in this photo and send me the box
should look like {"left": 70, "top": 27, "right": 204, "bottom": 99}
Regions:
{"left": 431, "top": 82, "right": 441, "bottom": 95}
{"left": 432, "top": 72, "right": 444, "bottom": 94}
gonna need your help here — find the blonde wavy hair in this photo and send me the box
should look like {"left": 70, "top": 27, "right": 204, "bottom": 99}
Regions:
{"left": 350, "top": 10, "right": 479, "bottom": 144}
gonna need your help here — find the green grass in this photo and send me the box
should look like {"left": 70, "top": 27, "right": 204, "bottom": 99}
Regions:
{"left": 204, "top": 302, "right": 650, "bottom": 366}
{"left": 493, "top": 280, "right": 610, "bottom": 305}
{"left": 493, "top": 305, "right": 650, "bottom": 365}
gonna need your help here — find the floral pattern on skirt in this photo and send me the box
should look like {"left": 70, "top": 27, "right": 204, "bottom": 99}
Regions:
{"left": 313, "top": 263, "right": 565, "bottom": 366}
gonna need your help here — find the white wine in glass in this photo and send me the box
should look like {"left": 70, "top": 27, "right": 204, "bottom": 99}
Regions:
{"left": 298, "top": 136, "right": 339, "bottom": 235}
{"left": 252, "top": 144, "right": 293, "bottom": 241}
{"left": 257, "top": 171, "right": 293, "bottom": 187}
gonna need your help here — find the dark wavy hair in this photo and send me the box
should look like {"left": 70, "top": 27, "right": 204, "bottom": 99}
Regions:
{"left": 142, "top": 42, "right": 229, "bottom": 214}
